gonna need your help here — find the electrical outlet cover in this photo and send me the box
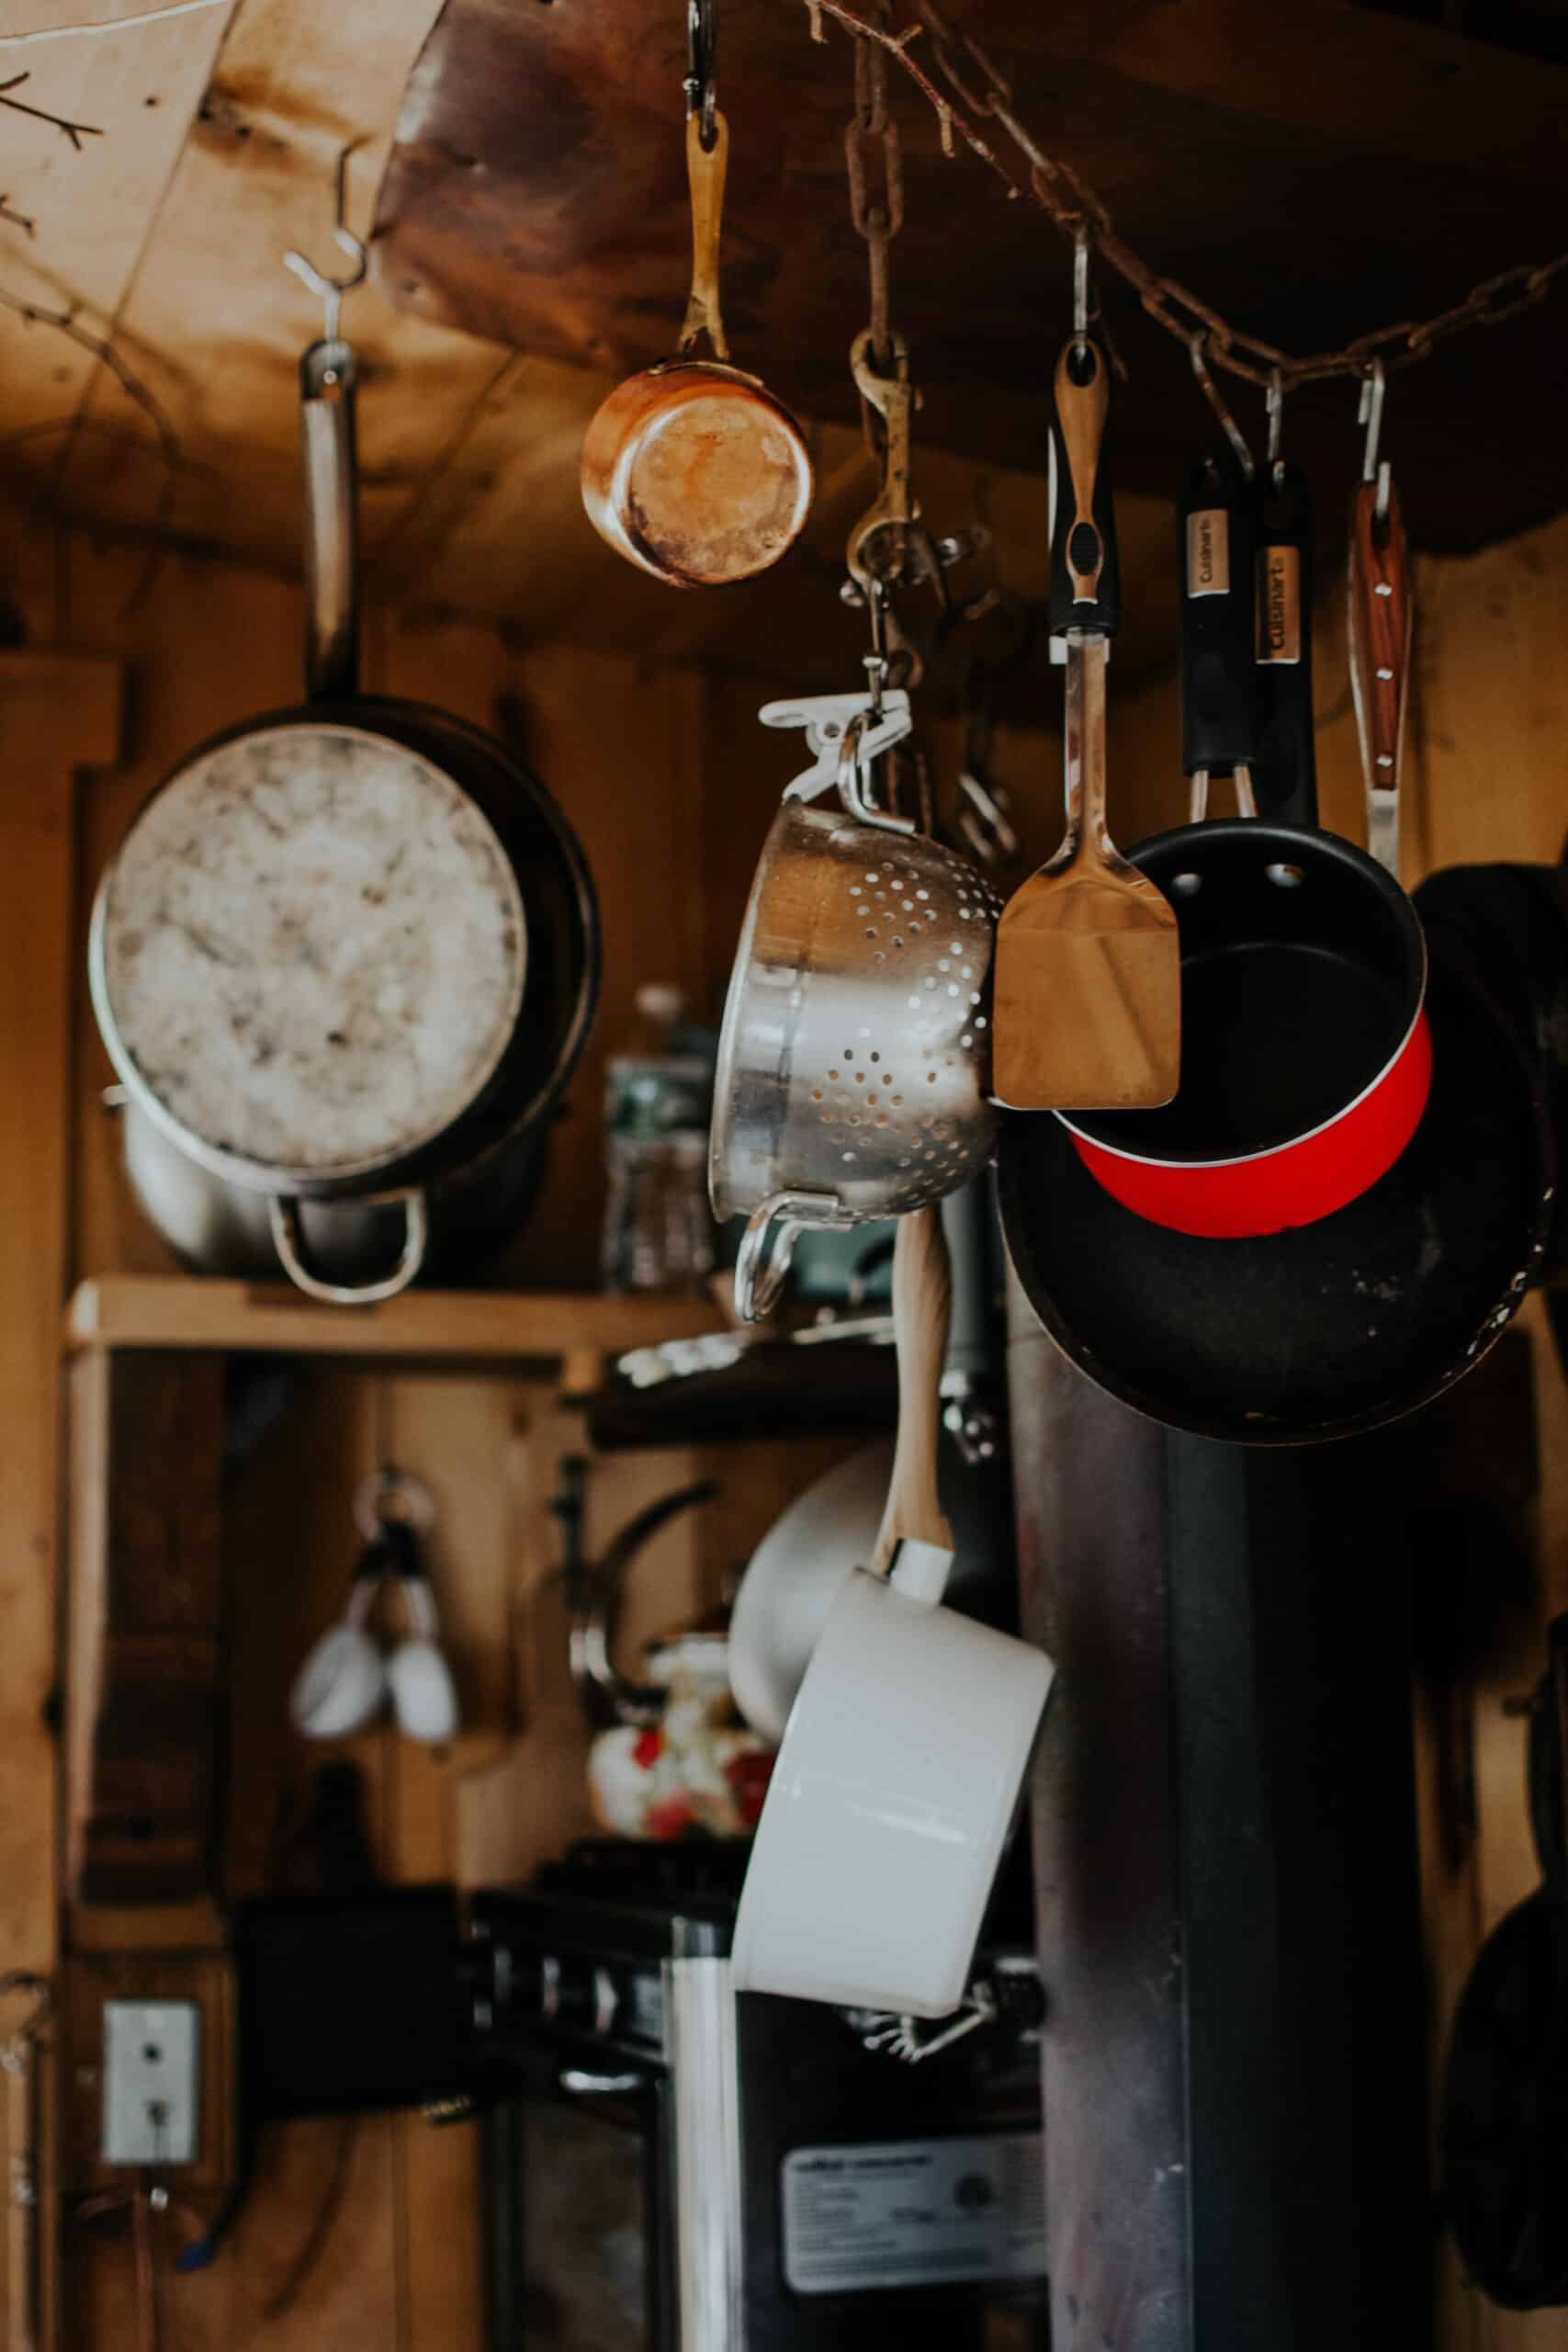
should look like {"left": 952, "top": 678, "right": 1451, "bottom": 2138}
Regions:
{"left": 102, "top": 2002, "right": 200, "bottom": 2166}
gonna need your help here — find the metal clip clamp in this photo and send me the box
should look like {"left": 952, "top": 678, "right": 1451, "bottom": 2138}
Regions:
{"left": 761, "top": 688, "right": 912, "bottom": 806}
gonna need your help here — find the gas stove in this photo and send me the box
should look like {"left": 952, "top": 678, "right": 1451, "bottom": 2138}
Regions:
{"left": 467, "top": 1839, "right": 1047, "bottom": 2351}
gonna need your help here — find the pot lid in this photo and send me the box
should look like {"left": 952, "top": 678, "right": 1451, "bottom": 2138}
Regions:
{"left": 93, "top": 722, "right": 527, "bottom": 1183}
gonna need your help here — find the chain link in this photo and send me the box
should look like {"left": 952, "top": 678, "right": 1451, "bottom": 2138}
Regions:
{"left": 845, "top": 0, "right": 904, "bottom": 374}
{"left": 808, "top": 0, "right": 1568, "bottom": 399}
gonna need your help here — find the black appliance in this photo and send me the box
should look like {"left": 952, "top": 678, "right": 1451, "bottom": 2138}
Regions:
{"left": 467, "top": 1839, "right": 1049, "bottom": 2352}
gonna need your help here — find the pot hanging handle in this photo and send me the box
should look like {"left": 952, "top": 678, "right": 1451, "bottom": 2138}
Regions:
{"left": 1179, "top": 446, "right": 1258, "bottom": 820}
{"left": 268, "top": 1191, "right": 429, "bottom": 1306}
{"left": 299, "top": 337, "right": 360, "bottom": 701}
{"left": 1252, "top": 458, "right": 1319, "bottom": 831}
{"left": 677, "top": 108, "right": 731, "bottom": 360}
{"left": 870, "top": 1205, "right": 955, "bottom": 1588}
{"left": 286, "top": 158, "right": 367, "bottom": 701}
{"left": 1348, "top": 469, "right": 1411, "bottom": 881}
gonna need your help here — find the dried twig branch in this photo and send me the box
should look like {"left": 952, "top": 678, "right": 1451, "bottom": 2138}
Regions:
{"left": 0, "top": 73, "right": 104, "bottom": 153}
{"left": 0, "top": 197, "right": 34, "bottom": 237}
{"left": 0, "top": 288, "right": 186, "bottom": 611}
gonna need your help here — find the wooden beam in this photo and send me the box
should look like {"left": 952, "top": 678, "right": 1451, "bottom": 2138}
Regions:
{"left": 0, "top": 647, "right": 120, "bottom": 1985}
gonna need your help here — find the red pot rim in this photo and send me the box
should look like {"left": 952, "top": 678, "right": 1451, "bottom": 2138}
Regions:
{"left": 1055, "top": 956, "right": 1427, "bottom": 1171}
{"left": 1063, "top": 1004, "right": 1434, "bottom": 1239}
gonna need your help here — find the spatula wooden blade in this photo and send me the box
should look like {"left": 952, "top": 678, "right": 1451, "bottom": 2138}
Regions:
{"left": 993, "top": 869, "right": 1181, "bottom": 1111}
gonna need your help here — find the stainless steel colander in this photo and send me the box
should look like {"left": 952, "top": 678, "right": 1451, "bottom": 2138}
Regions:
{"left": 711, "top": 694, "right": 1000, "bottom": 1319}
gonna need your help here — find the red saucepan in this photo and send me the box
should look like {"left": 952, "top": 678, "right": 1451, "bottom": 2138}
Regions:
{"left": 1056, "top": 456, "right": 1430, "bottom": 1238}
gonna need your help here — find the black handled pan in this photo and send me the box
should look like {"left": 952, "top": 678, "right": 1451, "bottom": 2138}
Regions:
{"left": 1056, "top": 458, "right": 1430, "bottom": 1238}
{"left": 998, "top": 472, "right": 1554, "bottom": 1446}
{"left": 1442, "top": 1613, "right": 1568, "bottom": 2310}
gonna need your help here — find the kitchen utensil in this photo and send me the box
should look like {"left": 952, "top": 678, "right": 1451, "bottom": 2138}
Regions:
{"left": 998, "top": 924, "right": 1553, "bottom": 1444}
{"left": 580, "top": 107, "right": 812, "bottom": 585}
{"left": 1058, "top": 456, "right": 1431, "bottom": 1238}
{"left": 1348, "top": 378, "right": 1413, "bottom": 880}
{"left": 291, "top": 1475, "right": 458, "bottom": 1744}
{"left": 709, "top": 690, "right": 1000, "bottom": 1320}
{"left": 1442, "top": 1613, "right": 1568, "bottom": 2309}
{"left": 91, "top": 222, "right": 597, "bottom": 1305}
{"left": 565, "top": 1479, "right": 719, "bottom": 1731}
{"left": 732, "top": 1207, "right": 1052, "bottom": 2016}
{"left": 992, "top": 334, "right": 1180, "bottom": 1112}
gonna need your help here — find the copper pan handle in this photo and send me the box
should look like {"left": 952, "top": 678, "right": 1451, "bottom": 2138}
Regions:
{"left": 678, "top": 108, "right": 730, "bottom": 361}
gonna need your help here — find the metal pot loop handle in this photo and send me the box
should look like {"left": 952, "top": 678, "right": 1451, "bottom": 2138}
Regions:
{"left": 267, "top": 1192, "right": 429, "bottom": 1306}
{"left": 835, "top": 711, "right": 916, "bottom": 836}
{"left": 734, "top": 1189, "right": 857, "bottom": 1323}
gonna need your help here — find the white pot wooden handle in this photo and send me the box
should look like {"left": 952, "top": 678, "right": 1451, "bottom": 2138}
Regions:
{"left": 871, "top": 1205, "right": 955, "bottom": 1575}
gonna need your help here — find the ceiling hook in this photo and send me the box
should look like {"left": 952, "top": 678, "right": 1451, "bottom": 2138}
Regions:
{"left": 1189, "top": 331, "right": 1254, "bottom": 480}
{"left": 684, "top": 0, "right": 718, "bottom": 152}
{"left": 1358, "top": 357, "right": 1391, "bottom": 525}
{"left": 284, "top": 138, "right": 369, "bottom": 343}
{"left": 1266, "top": 368, "right": 1285, "bottom": 483}
{"left": 1071, "top": 222, "right": 1090, "bottom": 354}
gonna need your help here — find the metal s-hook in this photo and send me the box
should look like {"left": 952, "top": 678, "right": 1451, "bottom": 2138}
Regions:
{"left": 1190, "top": 332, "right": 1254, "bottom": 480}
{"left": 1266, "top": 368, "right": 1285, "bottom": 485}
{"left": 1358, "top": 358, "right": 1391, "bottom": 525}
{"left": 1071, "top": 223, "right": 1090, "bottom": 355}
{"left": 684, "top": 0, "right": 718, "bottom": 153}
{"left": 284, "top": 139, "right": 369, "bottom": 342}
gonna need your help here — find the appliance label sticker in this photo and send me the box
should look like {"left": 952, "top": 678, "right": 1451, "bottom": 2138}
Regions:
{"left": 781, "top": 2132, "right": 1047, "bottom": 2295}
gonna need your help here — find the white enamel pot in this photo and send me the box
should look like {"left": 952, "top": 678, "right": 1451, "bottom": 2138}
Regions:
{"left": 732, "top": 1206, "right": 1053, "bottom": 2017}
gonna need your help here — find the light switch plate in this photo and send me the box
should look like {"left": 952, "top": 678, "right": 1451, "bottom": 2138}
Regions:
{"left": 101, "top": 2002, "right": 200, "bottom": 2166}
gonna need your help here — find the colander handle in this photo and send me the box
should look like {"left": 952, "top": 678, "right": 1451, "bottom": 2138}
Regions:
{"left": 734, "top": 1191, "right": 856, "bottom": 1323}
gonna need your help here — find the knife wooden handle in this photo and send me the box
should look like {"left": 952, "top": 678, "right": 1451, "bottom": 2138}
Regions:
{"left": 1348, "top": 474, "right": 1411, "bottom": 877}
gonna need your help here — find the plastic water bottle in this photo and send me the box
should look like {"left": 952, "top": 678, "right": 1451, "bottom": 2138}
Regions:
{"left": 601, "top": 985, "right": 716, "bottom": 1294}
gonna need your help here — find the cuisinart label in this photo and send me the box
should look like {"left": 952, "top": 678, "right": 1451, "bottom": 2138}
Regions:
{"left": 781, "top": 2133, "right": 1047, "bottom": 2295}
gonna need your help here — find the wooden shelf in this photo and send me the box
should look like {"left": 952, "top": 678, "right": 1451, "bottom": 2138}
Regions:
{"left": 64, "top": 1275, "right": 723, "bottom": 1366}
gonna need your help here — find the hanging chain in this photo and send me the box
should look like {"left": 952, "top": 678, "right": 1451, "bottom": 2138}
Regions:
{"left": 844, "top": 0, "right": 905, "bottom": 380}
{"left": 806, "top": 0, "right": 1568, "bottom": 399}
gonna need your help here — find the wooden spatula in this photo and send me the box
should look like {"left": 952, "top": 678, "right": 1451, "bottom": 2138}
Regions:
{"left": 992, "top": 337, "right": 1180, "bottom": 1112}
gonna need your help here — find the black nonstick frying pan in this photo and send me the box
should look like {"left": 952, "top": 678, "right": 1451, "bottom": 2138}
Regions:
{"left": 1442, "top": 1614, "right": 1568, "bottom": 2310}
{"left": 998, "top": 471, "right": 1555, "bottom": 1445}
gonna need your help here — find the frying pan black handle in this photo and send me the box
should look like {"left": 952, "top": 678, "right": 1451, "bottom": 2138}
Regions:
{"left": 300, "top": 337, "right": 360, "bottom": 703}
{"left": 1251, "top": 461, "right": 1318, "bottom": 831}
{"left": 1179, "top": 449, "right": 1257, "bottom": 782}
{"left": 1049, "top": 337, "right": 1120, "bottom": 639}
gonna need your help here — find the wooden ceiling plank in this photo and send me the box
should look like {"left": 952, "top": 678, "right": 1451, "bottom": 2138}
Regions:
{"left": 0, "top": 6, "right": 234, "bottom": 467}
{"left": 5, "top": 0, "right": 226, "bottom": 38}
{"left": 51, "top": 0, "right": 522, "bottom": 588}
{"left": 373, "top": 0, "right": 1568, "bottom": 550}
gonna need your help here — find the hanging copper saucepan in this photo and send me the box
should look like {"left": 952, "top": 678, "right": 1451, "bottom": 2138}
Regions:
{"left": 1057, "top": 421, "right": 1429, "bottom": 1238}
{"left": 581, "top": 7, "right": 812, "bottom": 588}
